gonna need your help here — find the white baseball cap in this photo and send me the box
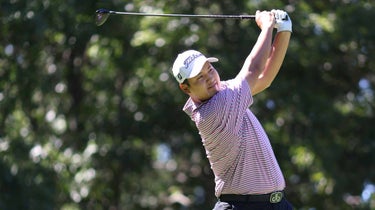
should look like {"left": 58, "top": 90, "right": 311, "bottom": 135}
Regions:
{"left": 172, "top": 50, "right": 218, "bottom": 83}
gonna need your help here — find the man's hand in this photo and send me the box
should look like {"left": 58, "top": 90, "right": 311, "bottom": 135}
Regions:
{"left": 255, "top": 10, "right": 276, "bottom": 30}
{"left": 272, "top": 9, "right": 292, "bottom": 33}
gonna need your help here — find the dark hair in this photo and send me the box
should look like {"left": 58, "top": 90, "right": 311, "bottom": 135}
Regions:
{"left": 182, "top": 79, "right": 190, "bottom": 86}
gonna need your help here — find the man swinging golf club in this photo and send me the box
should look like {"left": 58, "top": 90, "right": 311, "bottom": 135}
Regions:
{"left": 172, "top": 9, "right": 293, "bottom": 210}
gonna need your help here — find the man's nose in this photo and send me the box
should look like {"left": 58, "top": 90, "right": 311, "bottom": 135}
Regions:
{"left": 205, "top": 75, "right": 214, "bottom": 84}
{"left": 204, "top": 74, "right": 211, "bottom": 81}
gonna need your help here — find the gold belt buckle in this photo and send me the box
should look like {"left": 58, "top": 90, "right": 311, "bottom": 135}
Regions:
{"left": 270, "top": 191, "right": 283, "bottom": 203}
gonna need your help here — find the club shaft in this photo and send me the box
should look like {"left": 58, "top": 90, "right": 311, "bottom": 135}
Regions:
{"left": 107, "top": 10, "right": 255, "bottom": 20}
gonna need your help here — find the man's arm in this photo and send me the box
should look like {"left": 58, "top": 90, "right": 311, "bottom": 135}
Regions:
{"left": 251, "top": 31, "right": 291, "bottom": 95}
{"left": 251, "top": 10, "right": 292, "bottom": 95}
{"left": 237, "top": 10, "right": 275, "bottom": 92}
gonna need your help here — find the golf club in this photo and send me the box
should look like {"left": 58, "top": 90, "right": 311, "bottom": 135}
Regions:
{"left": 96, "top": 8, "right": 256, "bottom": 26}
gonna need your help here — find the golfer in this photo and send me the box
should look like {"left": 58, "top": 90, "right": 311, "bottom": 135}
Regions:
{"left": 172, "top": 9, "right": 292, "bottom": 210}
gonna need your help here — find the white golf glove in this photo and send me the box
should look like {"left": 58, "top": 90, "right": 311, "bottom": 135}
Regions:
{"left": 272, "top": 9, "right": 292, "bottom": 33}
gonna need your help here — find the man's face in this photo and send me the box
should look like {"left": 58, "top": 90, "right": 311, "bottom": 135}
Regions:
{"left": 180, "top": 62, "right": 221, "bottom": 102}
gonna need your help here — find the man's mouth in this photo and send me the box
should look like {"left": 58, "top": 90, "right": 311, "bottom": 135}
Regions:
{"left": 208, "top": 81, "right": 218, "bottom": 90}
{"left": 208, "top": 82, "right": 215, "bottom": 88}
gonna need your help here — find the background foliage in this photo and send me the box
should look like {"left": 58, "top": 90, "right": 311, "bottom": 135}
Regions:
{"left": 1, "top": 0, "right": 374, "bottom": 209}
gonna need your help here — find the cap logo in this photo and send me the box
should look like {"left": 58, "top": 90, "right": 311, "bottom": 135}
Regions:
{"left": 183, "top": 53, "right": 202, "bottom": 69}
{"left": 177, "top": 73, "right": 182, "bottom": 80}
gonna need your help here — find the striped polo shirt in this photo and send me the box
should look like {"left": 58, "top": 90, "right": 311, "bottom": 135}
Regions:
{"left": 183, "top": 77, "right": 285, "bottom": 197}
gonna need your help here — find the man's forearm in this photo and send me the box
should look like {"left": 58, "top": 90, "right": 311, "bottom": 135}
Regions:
{"left": 248, "top": 27, "right": 274, "bottom": 74}
{"left": 260, "top": 32, "right": 291, "bottom": 83}
{"left": 249, "top": 31, "right": 290, "bottom": 95}
{"left": 239, "top": 26, "right": 273, "bottom": 82}
{"left": 247, "top": 9, "right": 292, "bottom": 95}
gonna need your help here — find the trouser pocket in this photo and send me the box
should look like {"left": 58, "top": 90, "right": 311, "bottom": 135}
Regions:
{"left": 213, "top": 201, "right": 234, "bottom": 210}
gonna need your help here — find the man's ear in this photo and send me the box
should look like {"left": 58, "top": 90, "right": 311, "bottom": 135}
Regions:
{"left": 179, "top": 83, "right": 190, "bottom": 94}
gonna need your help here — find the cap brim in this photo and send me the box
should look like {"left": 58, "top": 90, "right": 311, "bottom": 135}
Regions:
{"left": 207, "top": 57, "right": 219, "bottom": 63}
{"left": 188, "top": 57, "right": 219, "bottom": 79}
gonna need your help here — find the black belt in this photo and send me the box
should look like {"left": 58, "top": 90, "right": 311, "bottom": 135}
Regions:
{"left": 219, "top": 191, "right": 284, "bottom": 203}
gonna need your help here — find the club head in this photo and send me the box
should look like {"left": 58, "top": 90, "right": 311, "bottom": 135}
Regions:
{"left": 96, "top": 9, "right": 111, "bottom": 26}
